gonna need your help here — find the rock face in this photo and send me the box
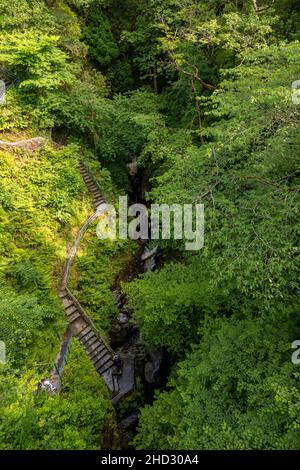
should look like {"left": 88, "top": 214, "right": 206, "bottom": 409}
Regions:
{"left": 110, "top": 290, "right": 138, "bottom": 347}
{"left": 118, "top": 412, "right": 139, "bottom": 448}
{"left": 38, "top": 378, "right": 57, "bottom": 393}
{"left": 141, "top": 246, "right": 158, "bottom": 272}
{"left": 110, "top": 317, "right": 137, "bottom": 347}
{"left": 144, "top": 348, "right": 163, "bottom": 384}
{"left": 0, "top": 80, "right": 5, "bottom": 105}
{"left": 0, "top": 137, "right": 45, "bottom": 153}
{"left": 127, "top": 159, "right": 138, "bottom": 177}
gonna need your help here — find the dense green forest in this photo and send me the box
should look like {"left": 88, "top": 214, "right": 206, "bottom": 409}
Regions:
{"left": 0, "top": 0, "right": 300, "bottom": 450}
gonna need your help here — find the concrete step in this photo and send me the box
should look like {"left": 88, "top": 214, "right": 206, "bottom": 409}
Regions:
{"left": 102, "top": 369, "right": 117, "bottom": 393}
{"left": 90, "top": 188, "right": 99, "bottom": 195}
{"left": 112, "top": 374, "right": 120, "bottom": 395}
{"left": 112, "top": 354, "right": 135, "bottom": 404}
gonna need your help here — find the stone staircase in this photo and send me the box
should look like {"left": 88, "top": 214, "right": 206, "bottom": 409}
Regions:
{"left": 58, "top": 161, "right": 135, "bottom": 402}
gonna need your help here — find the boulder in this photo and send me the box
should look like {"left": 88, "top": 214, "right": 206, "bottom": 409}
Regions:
{"left": 0, "top": 137, "right": 45, "bottom": 154}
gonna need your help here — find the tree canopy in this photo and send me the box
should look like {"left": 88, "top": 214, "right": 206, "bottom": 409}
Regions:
{"left": 1, "top": 0, "right": 300, "bottom": 451}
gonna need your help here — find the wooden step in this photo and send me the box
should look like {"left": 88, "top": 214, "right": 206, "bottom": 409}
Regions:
{"left": 66, "top": 305, "right": 78, "bottom": 316}
{"left": 58, "top": 290, "right": 68, "bottom": 299}
{"left": 89, "top": 344, "right": 107, "bottom": 360}
{"left": 98, "top": 358, "right": 114, "bottom": 374}
{"left": 62, "top": 298, "right": 73, "bottom": 309}
{"left": 68, "top": 311, "right": 81, "bottom": 323}
{"left": 82, "top": 335, "right": 99, "bottom": 350}
{"left": 77, "top": 326, "right": 92, "bottom": 340}
{"left": 94, "top": 353, "right": 113, "bottom": 371}
{"left": 94, "top": 197, "right": 105, "bottom": 204}
{"left": 84, "top": 340, "right": 102, "bottom": 354}
{"left": 88, "top": 183, "right": 97, "bottom": 189}
{"left": 98, "top": 364, "right": 114, "bottom": 376}
{"left": 79, "top": 330, "right": 95, "bottom": 343}
{"left": 94, "top": 202, "right": 105, "bottom": 208}
{"left": 92, "top": 347, "right": 111, "bottom": 364}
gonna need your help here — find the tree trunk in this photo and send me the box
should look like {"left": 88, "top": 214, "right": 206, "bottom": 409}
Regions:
{"left": 153, "top": 67, "right": 158, "bottom": 94}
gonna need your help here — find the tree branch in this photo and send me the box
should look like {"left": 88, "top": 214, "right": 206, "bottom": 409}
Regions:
{"left": 252, "top": 0, "right": 275, "bottom": 14}
{"left": 160, "top": 17, "right": 216, "bottom": 92}
{"left": 170, "top": 58, "right": 216, "bottom": 91}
